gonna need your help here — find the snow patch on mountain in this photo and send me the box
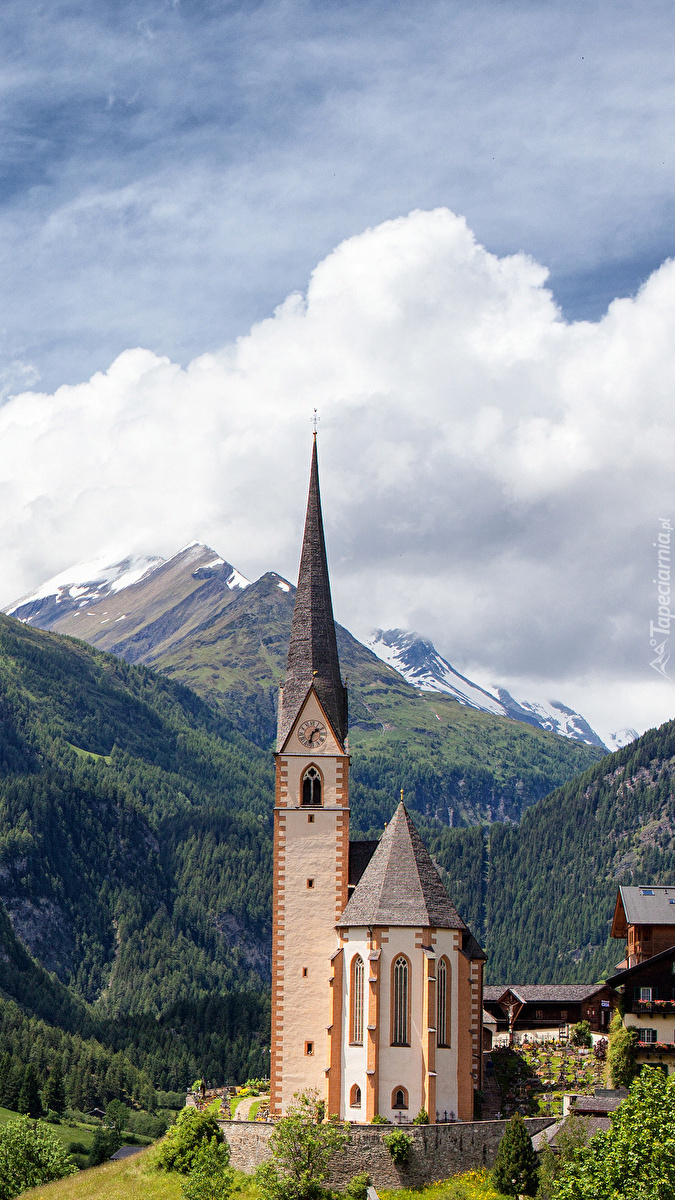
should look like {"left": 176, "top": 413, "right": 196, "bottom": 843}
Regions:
{"left": 368, "top": 628, "right": 506, "bottom": 715}
{"left": 6, "top": 552, "right": 164, "bottom": 616}
{"left": 607, "top": 728, "right": 639, "bottom": 751}
{"left": 368, "top": 628, "right": 608, "bottom": 749}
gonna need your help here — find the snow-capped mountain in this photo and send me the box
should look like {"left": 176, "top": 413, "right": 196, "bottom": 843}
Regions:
{"left": 6, "top": 543, "right": 250, "bottom": 630}
{"left": 367, "top": 628, "right": 608, "bottom": 749}
{"left": 606, "top": 728, "right": 639, "bottom": 751}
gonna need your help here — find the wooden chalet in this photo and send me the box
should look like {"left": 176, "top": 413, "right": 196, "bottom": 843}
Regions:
{"left": 611, "top": 885, "right": 675, "bottom": 968}
{"left": 483, "top": 984, "right": 615, "bottom": 1038}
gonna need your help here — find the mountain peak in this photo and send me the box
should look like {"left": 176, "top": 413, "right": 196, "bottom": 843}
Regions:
{"left": 367, "top": 627, "right": 607, "bottom": 750}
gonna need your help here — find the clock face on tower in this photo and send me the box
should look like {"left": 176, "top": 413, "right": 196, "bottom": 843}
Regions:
{"left": 298, "top": 719, "right": 327, "bottom": 749}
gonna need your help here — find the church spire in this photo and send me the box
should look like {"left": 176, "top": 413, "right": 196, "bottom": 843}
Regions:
{"left": 277, "top": 434, "right": 348, "bottom": 749}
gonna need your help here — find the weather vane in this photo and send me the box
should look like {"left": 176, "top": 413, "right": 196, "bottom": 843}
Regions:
{"left": 311, "top": 408, "right": 320, "bottom": 435}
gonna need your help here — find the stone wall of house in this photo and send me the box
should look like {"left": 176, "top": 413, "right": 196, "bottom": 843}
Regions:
{"left": 220, "top": 1118, "right": 554, "bottom": 1188}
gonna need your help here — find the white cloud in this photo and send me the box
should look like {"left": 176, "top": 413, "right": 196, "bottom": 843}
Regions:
{"left": 1, "top": 207, "right": 674, "bottom": 737}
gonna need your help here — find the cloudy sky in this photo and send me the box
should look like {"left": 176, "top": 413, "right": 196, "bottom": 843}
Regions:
{"left": 1, "top": 0, "right": 675, "bottom": 741}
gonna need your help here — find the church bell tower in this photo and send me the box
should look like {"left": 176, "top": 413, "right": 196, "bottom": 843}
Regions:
{"left": 270, "top": 433, "right": 349, "bottom": 1115}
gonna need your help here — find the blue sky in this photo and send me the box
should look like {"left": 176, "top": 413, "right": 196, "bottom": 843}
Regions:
{"left": 2, "top": 0, "right": 675, "bottom": 393}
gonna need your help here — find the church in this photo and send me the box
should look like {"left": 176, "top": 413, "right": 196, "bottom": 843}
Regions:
{"left": 270, "top": 435, "right": 486, "bottom": 1123}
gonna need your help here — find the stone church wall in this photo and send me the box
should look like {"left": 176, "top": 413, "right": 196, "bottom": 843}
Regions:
{"left": 221, "top": 1117, "right": 554, "bottom": 1188}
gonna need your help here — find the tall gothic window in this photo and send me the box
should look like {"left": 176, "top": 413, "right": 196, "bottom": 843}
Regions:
{"left": 437, "top": 956, "right": 451, "bottom": 1047}
{"left": 351, "top": 955, "right": 365, "bottom": 1045}
{"left": 392, "top": 956, "right": 410, "bottom": 1045}
{"left": 301, "top": 766, "right": 322, "bottom": 806}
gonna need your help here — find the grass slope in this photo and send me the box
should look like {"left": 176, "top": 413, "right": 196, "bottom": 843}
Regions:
{"left": 19, "top": 1146, "right": 182, "bottom": 1200}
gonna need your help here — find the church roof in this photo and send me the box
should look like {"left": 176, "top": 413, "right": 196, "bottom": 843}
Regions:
{"left": 337, "top": 803, "right": 467, "bottom": 930}
{"left": 277, "top": 435, "right": 348, "bottom": 749}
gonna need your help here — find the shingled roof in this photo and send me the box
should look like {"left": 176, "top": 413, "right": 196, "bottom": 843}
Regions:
{"left": 277, "top": 435, "right": 348, "bottom": 750}
{"left": 483, "top": 984, "right": 606, "bottom": 1003}
{"left": 337, "top": 803, "right": 467, "bottom": 929}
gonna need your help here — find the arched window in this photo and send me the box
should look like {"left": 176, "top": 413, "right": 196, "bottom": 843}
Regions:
{"left": 437, "top": 956, "right": 451, "bottom": 1047}
{"left": 392, "top": 955, "right": 410, "bottom": 1046}
{"left": 392, "top": 1086, "right": 409, "bottom": 1110}
{"left": 350, "top": 1083, "right": 362, "bottom": 1108}
{"left": 351, "top": 955, "right": 365, "bottom": 1045}
{"left": 301, "top": 766, "right": 322, "bottom": 806}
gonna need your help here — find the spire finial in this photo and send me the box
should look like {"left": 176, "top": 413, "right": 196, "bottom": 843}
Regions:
{"left": 311, "top": 408, "right": 319, "bottom": 437}
{"left": 400, "top": 788, "right": 404, "bottom": 805}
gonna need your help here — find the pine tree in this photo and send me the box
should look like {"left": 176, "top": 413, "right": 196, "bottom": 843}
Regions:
{"left": 0, "top": 1052, "right": 12, "bottom": 1109}
{"left": 6, "top": 1062, "right": 24, "bottom": 1112}
{"left": 493, "top": 1113, "right": 539, "bottom": 1197}
{"left": 42, "top": 1057, "right": 66, "bottom": 1114}
{"left": 17, "top": 1063, "right": 43, "bottom": 1118}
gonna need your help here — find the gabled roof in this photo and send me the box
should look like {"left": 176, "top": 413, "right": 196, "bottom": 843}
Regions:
{"left": 483, "top": 984, "right": 607, "bottom": 1004}
{"left": 337, "top": 803, "right": 468, "bottom": 930}
{"left": 277, "top": 435, "right": 347, "bottom": 750}
{"left": 605, "top": 942, "right": 675, "bottom": 988}
{"left": 612, "top": 885, "right": 675, "bottom": 936}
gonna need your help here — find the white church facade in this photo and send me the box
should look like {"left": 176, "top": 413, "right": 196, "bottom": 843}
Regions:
{"left": 270, "top": 436, "right": 485, "bottom": 1123}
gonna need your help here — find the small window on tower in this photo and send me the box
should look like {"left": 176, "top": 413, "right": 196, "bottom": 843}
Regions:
{"left": 305, "top": 1041, "right": 314, "bottom": 1056}
{"left": 307, "top": 878, "right": 315, "bottom": 889}
{"left": 302, "top": 967, "right": 308, "bottom": 977}
{"left": 302, "top": 766, "right": 322, "bottom": 806}
{"left": 308, "top": 813, "right": 315, "bottom": 823}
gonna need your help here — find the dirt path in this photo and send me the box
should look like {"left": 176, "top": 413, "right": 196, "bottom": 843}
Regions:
{"left": 234, "top": 1095, "right": 269, "bottom": 1120}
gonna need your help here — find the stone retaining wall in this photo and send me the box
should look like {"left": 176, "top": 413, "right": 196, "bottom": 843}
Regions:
{"left": 221, "top": 1118, "right": 554, "bottom": 1188}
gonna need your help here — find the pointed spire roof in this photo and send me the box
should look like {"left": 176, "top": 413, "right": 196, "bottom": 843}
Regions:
{"left": 337, "top": 803, "right": 467, "bottom": 929}
{"left": 277, "top": 435, "right": 348, "bottom": 749}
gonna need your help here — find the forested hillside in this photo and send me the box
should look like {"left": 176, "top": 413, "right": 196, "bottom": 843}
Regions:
{"left": 426, "top": 719, "right": 675, "bottom": 984}
{"left": 3, "top": 604, "right": 671, "bottom": 1095}
{"left": 0, "top": 613, "right": 271, "bottom": 1088}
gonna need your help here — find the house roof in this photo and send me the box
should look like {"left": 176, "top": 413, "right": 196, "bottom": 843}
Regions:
{"left": 613, "top": 885, "right": 675, "bottom": 932}
{"left": 277, "top": 435, "right": 348, "bottom": 750}
{"left": 605, "top": 942, "right": 675, "bottom": 987}
{"left": 337, "top": 803, "right": 469, "bottom": 931}
{"left": 572, "top": 1095, "right": 625, "bottom": 1114}
{"left": 109, "top": 1145, "right": 144, "bottom": 1160}
{"left": 483, "top": 984, "right": 606, "bottom": 1004}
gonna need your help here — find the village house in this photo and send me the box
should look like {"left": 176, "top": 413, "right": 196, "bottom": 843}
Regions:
{"left": 611, "top": 884, "right": 675, "bottom": 969}
{"left": 605, "top": 944, "right": 675, "bottom": 1073}
{"left": 483, "top": 984, "right": 615, "bottom": 1042}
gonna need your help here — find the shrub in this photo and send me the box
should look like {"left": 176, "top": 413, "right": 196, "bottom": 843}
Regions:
{"left": 607, "top": 1011, "right": 637, "bottom": 1088}
{"left": 156, "top": 1107, "right": 224, "bottom": 1174}
{"left": 0, "top": 1116, "right": 77, "bottom": 1199}
{"left": 552, "top": 1068, "right": 675, "bottom": 1199}
{"left": 344, "top": 1172, "right": 371, "bottom": 1200}
{"left": 570, "top": 1022, "right": 592, "bottom": 1049}
{"left": 383, "top": 1130, "right": 413, "bottom": 1166}
{"left": 255, "top": 1089, "right": 349, "bottom": 1200}
{"left": 593, "top": 1039, "right": 608, "bottom": 1062}
{"left": 370, "top": 1114, "right": 389, "bottom": 1124}
{"left": 412, "top": 1109, "right": 429, "bottom": 1125}
{"left": 87, "top": 1126, "right": 121, "bottom": 1166}
{"left": 67, "top": 1140, "right": 88, "bottom": 1155}
{"left": 128, "top": 1109, "right": 169, "bottom": 1138}
{"left": 492, "top": 1113, "right": 538, "bottom": 1197}
{"left": 182, "top": 1139, "right": 233, "bottom": 1200}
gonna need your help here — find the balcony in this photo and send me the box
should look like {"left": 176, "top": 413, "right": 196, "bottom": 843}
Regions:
{"left": 633, "top": 999, "right": 675, "bottom": 1016}
{"left": 636, "top": 1041, "right": 675, "bottom": 1055}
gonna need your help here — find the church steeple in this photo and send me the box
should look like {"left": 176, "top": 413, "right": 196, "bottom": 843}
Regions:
{"left": 277, "top": 434, "right": 348, "bottom": 749}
